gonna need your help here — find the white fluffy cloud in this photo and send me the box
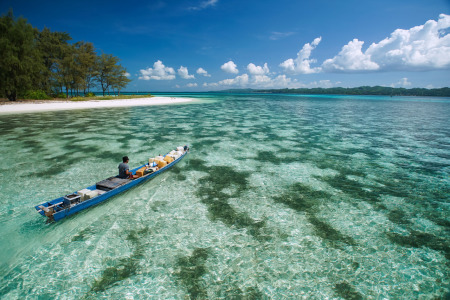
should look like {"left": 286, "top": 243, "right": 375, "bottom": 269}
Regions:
{"left": 323, "top": 14, "right": 450, "bottom": 72}
{"left": 203, "top": 73, "right": 343, "bottom": 89}
{"left": 218, "top": 74, "right": 249, "bottom": 86}
{"left": 124, "top": 72, "right": 131, "bottom": 77}
{"left": 186, "top": 83, "right": 198, "bottom": 87}
{"left": 203, "top": 74, "right": 248, "bottom": 87}
{"left": 196, "top": 67, "right": 211, "bottom": 77}
{"left": 260, "top": 75, "right": 300, "bottom": 88}
{"left": 280, "top": 37, "right": 322, "bottom": 74}
{"left": 203, "top": 82, "right": 218, "bottom": 87}
{"left": 139, "top": 60, "right": 176, "bottom": 80}
{"left": 391, "top": 77, "right": 412, "bottom": 87}
{"left": 322, "top": 39, "right": 379, "bottom": 71}
{"left": 247, "top": 63, "right": 270, "bottom": 75}
{"left": 177, "top": 66, "right": 195, "bottom": 79}
{"left": 203, "top": 73, "right": 304, "bottom": 89}
{"left": 221, "top": 60, "right": 239, "bottom": 74}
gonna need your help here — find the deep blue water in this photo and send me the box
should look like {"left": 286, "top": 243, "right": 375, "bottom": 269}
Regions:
{"left": 0, "top": 93, "right": 449, "bottom": 298}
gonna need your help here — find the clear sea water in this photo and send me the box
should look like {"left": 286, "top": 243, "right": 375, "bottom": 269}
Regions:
{"left": 0, "top": 93, "right": 449, "bottom": 299}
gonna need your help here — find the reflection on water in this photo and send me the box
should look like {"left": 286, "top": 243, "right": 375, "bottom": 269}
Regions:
{"left": 0, "top": 94, "right": 449, "bottom": 298}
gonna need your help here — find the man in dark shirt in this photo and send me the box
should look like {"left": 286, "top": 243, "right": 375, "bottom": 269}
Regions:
{"left": 118, "top": 156, "right": 138, "bottom": 179}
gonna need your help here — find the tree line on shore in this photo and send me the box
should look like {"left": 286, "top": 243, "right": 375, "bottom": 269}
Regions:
{"left": 0, "top": 10, "right": 131, "bottom": 101}
{"left": 251, "top": 86, "right": 450, "bottom": 97}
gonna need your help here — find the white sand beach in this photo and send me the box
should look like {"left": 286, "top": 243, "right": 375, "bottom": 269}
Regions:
{"left": 0, "top": 97, "right": 194, "bottom": 115}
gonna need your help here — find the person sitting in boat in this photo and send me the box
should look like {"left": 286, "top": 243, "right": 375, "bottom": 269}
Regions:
{"left": 118, "top": 156, "right": 138, "bottom": 179}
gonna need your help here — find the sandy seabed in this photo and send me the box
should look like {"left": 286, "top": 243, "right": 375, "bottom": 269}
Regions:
{"left": 0, "top": 97, "right": 194, "bottom": 115}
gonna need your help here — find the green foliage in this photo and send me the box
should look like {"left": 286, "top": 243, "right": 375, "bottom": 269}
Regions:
{"left": 0, "top": 9, "right": 42, "bottom": 101}
{"left": 24, "top": 90, "right": 51, "bottom": 100}
{"left": 36, "top": 27, "right": 71, "bottom": 94}
{"left": 96, "top": 53, "right": 130, "bottom": 96}
{"left": 54, "top": 92, "right": 67, "bottom": 98}
{"left": 84, "top": 92, "right": 96, "bottom": 97}
{"left": 70, "top": 96, "right": 88, "bottom": 101}
{"left": 0, "top": 9, "right": 132, "bottom": 101}
{"left": 250, "top": 86, "right": 450, "bottom": 97}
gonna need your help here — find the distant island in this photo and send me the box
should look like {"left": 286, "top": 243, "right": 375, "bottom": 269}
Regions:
{"left": 215, "top": 86, "right": 450, "bottom": 97}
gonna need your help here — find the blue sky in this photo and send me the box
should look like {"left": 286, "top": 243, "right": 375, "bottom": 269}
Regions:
{"left": 2, "top": 0, "right": 450, "bottom": 91}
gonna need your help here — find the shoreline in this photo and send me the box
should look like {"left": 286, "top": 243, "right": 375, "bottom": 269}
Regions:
{"left": 0, "top": 97, "right": 194, "bottom": 115}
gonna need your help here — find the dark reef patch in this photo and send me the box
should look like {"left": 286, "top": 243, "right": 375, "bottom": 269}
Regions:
{"left": 31, "top": 157, "right": 82, "bottom": 177}
{"left": 87, "top": 227, "right": 151, "bottom": 294}
{"left": 62, "top": 143, "right": 99, "bottom": 154}
{"left": 334, "top": 281, "right": 363, "bottom": 300}
{"left": 150, "top": 200, "right": 167, "bottom": 212}
{"left": 198, "top": 166, "right": 250, "bottom": 193}
{"left": 22, "top": 139, "right": 46, "bottom": 153}
{"left": 95, "top": 150, "right": 128, "bottom": 161}
{"left": 387, "top": 230, "right": 450, "bottom": 260}
{"left": 193, "top": 138, "right": 221, "bottom": 148}
{"left": 185, "top": 158, "right": 209, "bottom": 173}
{"left": 175, "top": 248, "right": 210, "bottom": 299}
{"left": 219, "top": 285, "right": 264, "bottom": 299}
{"left": 272, "top": 182, "right": 355, "bottom": 248}
{"left": 320, "top": 173, "right": 386, "bottom": 210}
{"left": 272, "top": 182, "right": 330, "bottom": 213}
{"left": 71, "top": 226, "right": 96, "bottom": 242}
{"left": 201, "top": 195, "right": 268, "bottom": 241}
{"left": 194, "top": 165, "right": 271, "bottom": 241}
{"left": 307, "top": 215, "right": 356, "bottom": 248}
{"left": 255, "top": 150, "right": 283, "bottom": 165}
{"left": 89, "top": 257, "right": 139, "bottom": 293}
{"left": 387, "top": 209, "right": 412, "bottom": 226}
{"left": 170, "top": 165, "right": 187, "bottom": 181}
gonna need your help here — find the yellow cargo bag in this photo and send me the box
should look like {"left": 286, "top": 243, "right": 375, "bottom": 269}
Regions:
{"left": 164, "top": 156, "right": 174, "bottom": 163}
{"left": 157, "top": 160, "right": 168, "bottom": 169}
{"left": 136, "top": 166, "right": 147, "bottom": 177}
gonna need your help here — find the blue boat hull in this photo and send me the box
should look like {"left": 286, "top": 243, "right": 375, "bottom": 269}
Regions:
{"left": 35, "top": 150, "right": 188, "bottom": 222}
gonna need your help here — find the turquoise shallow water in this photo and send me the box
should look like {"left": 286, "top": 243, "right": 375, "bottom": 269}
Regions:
{"left": 0, "top": 94, "right": 449, "bottom": 299}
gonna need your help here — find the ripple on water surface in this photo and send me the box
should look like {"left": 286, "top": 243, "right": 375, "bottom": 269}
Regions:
{"left": 0, "top": 94, "right": 449, "bottom": 298}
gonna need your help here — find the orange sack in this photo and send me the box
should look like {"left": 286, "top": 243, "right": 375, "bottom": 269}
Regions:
{"left": 164, "top": 156, "right": 174, "bottom": 163}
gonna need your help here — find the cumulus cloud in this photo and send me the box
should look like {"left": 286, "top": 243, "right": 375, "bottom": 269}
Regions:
{"left": 196, "top": 67, "right": 211, "bottom": 77}
{"left": 203, "top": 73, "right": 303, "bottom": 89}
{"left": 323, "top": 14, "right": 450, "bottom": 72}
{"left": 252, "top": 75, "right": 272, "bottom": 84}
{"left": 186, "top": 83, "right": 198, "bottom": 87}
{"left": 247, "top": 63, "right": 270, "bottom": 75}
{"left": 189, "top": 0, "right": 218, "bottom": 10}
{"left": 391, "top": 77, "right": 412, "bottom": 87}
{"left": 203, "top": 74, "right": 247, "bottom": 87}
{"left": 248, "top": 74, "right": 303, "bottom": 89}
{"left": 177, "top": 66, "right": 195, "bottom": 79}
{"left": 139, "top": 60, "right": 176, "bottom": 80}
{"left": 322, "top": 39, "right": 379, "bottom": 71}
{"left": 203, "top": 82, "right": 218, "bottom": 87}
{"left": 218, "top": 74, "right": 249, "bottom": 86}
{"left": 124, "top": 72, "right": 131, "bottom": 77}
{"left": 221, "top": 60, "right": 239, "bottom": 74}
{"left": 280, "top": 37, "right": 322, "bottom": 74}
{"left": 261, "top": 75, "right": 300, "bottom": 88}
